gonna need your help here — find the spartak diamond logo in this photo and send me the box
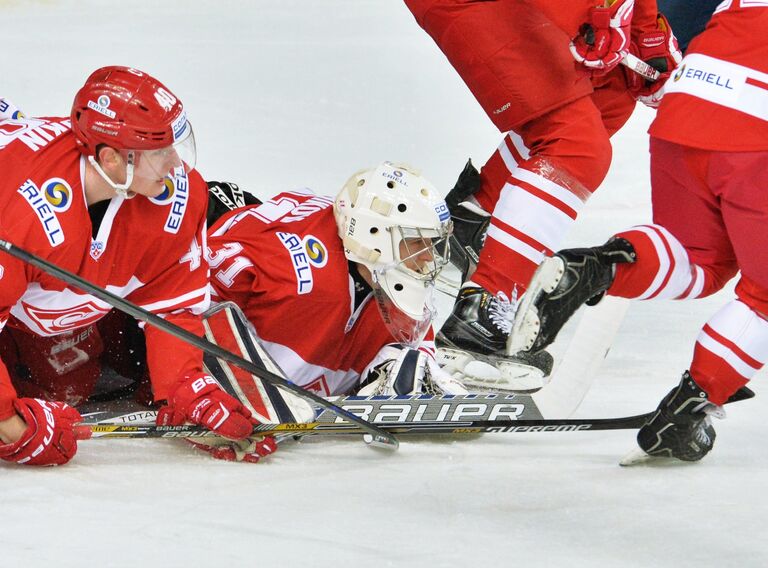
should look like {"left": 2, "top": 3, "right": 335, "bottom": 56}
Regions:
{"left": 22, "top": 301, "right": 110, "bottom": 333}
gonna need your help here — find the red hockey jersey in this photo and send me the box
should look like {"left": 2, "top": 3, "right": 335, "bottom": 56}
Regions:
{"left": 650, "top": 0, "right": 768, "bottom": 151}
{"left": 208, "top": 190, "right": 436, "bottom": 396}
{"left": 0, "top": 115, "right": 210, "bottom": 418}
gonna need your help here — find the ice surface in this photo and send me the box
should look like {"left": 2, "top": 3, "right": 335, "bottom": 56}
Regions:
{"left": 3, "top": 2, "right": 766, "bottom": 567}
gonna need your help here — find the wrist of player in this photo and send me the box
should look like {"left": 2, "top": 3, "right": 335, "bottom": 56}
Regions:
{"left": 0, "top": 412, "right": 28, "bottom": 444}
{"left": 0, "top": 398, "right": 87, "bottom": 466}
{"left": 570, "top": 0, "right": 635, "bottom": 75}
{"left": 156, "top": 372, "right": 255, "bottom": 440}
{"left": 625, "top": 13, "right": 682, "bottom": 107}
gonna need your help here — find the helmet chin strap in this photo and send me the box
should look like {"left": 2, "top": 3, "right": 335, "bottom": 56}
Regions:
{"left": 88, "top": 151, "right": 137, "bottom": 199}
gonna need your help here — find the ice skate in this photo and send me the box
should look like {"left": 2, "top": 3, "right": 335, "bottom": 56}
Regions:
{"left": 509, "top": 237, "right": 636, "bottom": 355}
{"left": 621, "top": 372, "right": 719, "bottom": 466}
{"left": 437, "top": 285, "right": 553, "bottom": 392}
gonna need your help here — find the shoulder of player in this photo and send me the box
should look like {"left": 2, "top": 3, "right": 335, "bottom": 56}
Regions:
{"left": 209, "top": 189, "right": 335, "bottom": 237}
{"left": 1, "top": 143, "right": 90, "bottom": 254}
{"left": 222, "top": 222, "right": 350, "bottom": 302}
{"left": 0, "top": 116, "right": 74, "bottom": 155}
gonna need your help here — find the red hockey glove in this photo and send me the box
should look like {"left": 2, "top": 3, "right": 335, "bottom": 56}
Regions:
{"left": 185, "top": 435, "right": 278, "bottom": 464}
{"left": 0, "top": 398, "right": 87, "bottom": 466}
{"left": 624, "top": 13, "right": 682, "bottom": 108}
{"left": 570, "top": 0, "right": 635, "bottom": 76}
{"left": 157, "top": 373, "right": 254, "bottom": 440}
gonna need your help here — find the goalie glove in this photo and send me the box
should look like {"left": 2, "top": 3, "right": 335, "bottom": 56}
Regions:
{"left": 357, "top": 345, "right": 468, "bottom": 396}
{"left": 570, "top": 0, "right": 635, "bottom": 76}
{"left": 624, "top": 13, "right": 682, "bottom": 108}
{"left": 185, "top": 435, "right": 278, "bottom": 464}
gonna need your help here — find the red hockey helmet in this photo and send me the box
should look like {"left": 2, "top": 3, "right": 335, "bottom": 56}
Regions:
{"left": 71, "top": 66, "right": 190, "bottom": 155}
{"left": 71, "top": 66, "right": 196, "bottom": 196}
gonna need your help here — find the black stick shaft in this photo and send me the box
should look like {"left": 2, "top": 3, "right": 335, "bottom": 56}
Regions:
{"left": 0, "top": 238, "right": 398, "bottom": 449}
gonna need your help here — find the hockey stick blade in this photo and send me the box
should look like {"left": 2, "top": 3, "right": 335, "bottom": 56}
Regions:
{"left": 0, "top": 238, "right": 398, "bottom": 450}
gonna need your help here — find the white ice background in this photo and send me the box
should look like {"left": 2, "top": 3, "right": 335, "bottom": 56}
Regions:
{"left": 2, "top": 1, "right": 766, "bottom": 567}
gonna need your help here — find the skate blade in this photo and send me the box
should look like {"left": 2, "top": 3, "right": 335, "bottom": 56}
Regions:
{"left": 619, "top": 447, "right": 652, "bottom": 466}
{"left": 438, "top": 348, "right": 545, "bottom": 393}
{"left": 507, "top": 257, "right": 565, "bottom": 355}
{"left": 436, "top": 348, "right": 474, "bottom": 374}
{"left": 462, "top": 359, "right": 546, "bottom": 393}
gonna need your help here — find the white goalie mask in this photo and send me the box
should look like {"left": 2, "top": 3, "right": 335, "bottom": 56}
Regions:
{"left": 335, "top": 162, "right": 453, "bottom": 346}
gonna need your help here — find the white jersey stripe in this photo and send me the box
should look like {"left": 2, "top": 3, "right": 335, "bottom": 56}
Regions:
{"left": 664, "top": 53, "right": 768, "bottom": 121}
{"left": 498, "top": 138, "right": 519, "bottom": 174}
{"left": 705, "top": 300, "right": 768, "bottom": 365}
{"left": 493, "top": 182, "right": 575, "bottom": 252}
{"left": 513, "top": 168, "right": 585, "bottom": 213}
{"left": 486, "top": 224, "right": 546, "bottom": 264}
{"left": 260, "top": 338, "right": 361, "bottom": 395}
{"left": 697, "top": 332, "right": 758, "bottom": 379}
{"left": 140, "top": 286, "right": 211, "bottom": 314}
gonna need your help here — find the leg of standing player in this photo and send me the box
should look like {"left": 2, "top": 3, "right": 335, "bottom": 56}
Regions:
{"left": 404, "top": 0, "right": 634, "bottom": 364}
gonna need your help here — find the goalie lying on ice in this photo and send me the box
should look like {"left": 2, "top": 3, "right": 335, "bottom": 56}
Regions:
{"left": 178, "top": 162, "right": 469, "bottom": 461}
{"left": 206, "top": 162, "right": 467, "bottom": 400}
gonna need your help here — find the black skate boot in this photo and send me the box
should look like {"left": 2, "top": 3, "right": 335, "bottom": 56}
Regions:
{"left": 438, "top": 285, "right": 555, "bottom": 391}
{"left": 436, "top": 285, "right": 554, "bottom": 387}
{"left": 635, "top": 372, "right": 718, "bottom": 462}
{"left": 437, "top": 286, "right": 511, "bottom": 355}
{"left": 445, "top": 160, "right": 490, "bottom": 281}
{"left": 510, "top": 237, "right": 636, "bottom": 355}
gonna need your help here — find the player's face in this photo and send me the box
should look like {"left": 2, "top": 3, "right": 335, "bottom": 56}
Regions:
{"left": 129, "top": 147, "right": 182, "bottom": 197}
{"left": 118, "top": 125, "right": 196, "bottom": 197}
{"left": 399, "top": 237, "right": 435, "bottom": 274}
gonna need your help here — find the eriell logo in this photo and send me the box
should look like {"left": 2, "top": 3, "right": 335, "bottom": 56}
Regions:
{"left": 677, "top": 65, "right": 734, "bottom": 90}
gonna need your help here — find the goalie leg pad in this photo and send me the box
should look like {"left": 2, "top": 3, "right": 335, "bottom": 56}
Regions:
{"left": 202, "top": 303, "right": 316, "bottom": 424}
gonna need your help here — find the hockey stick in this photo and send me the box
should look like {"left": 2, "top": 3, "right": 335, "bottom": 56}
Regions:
{"left": 80, "top": 385, "right": 755, "bottom": 440}
{"left": 81, "top": 403, "right": 653, "bottom": 439}
{"left": 85, "top": 414, "right": 654, "bottom": 438}
{"left": 0, "top": 238, "right": 398, "bottom": 450}
{"left": 621, "top": 52, "right": 661, "bottom": 82}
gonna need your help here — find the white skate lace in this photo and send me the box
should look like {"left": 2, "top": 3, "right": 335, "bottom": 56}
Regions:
{"left": 488, "top": 290, "right": 517, "bottom": 335}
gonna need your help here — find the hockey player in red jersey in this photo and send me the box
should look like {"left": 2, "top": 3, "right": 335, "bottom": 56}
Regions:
{"left": 510, "top": 0, "right": 768, "bottom": 462}
{"left": 0, "top": 68, "right": 257, "bottom": 466}
{"left": 206, "top": 163, "right": 467, "bottom": 398}
{"left": 403, "top": 0, "right": 682, "bottom": 384}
